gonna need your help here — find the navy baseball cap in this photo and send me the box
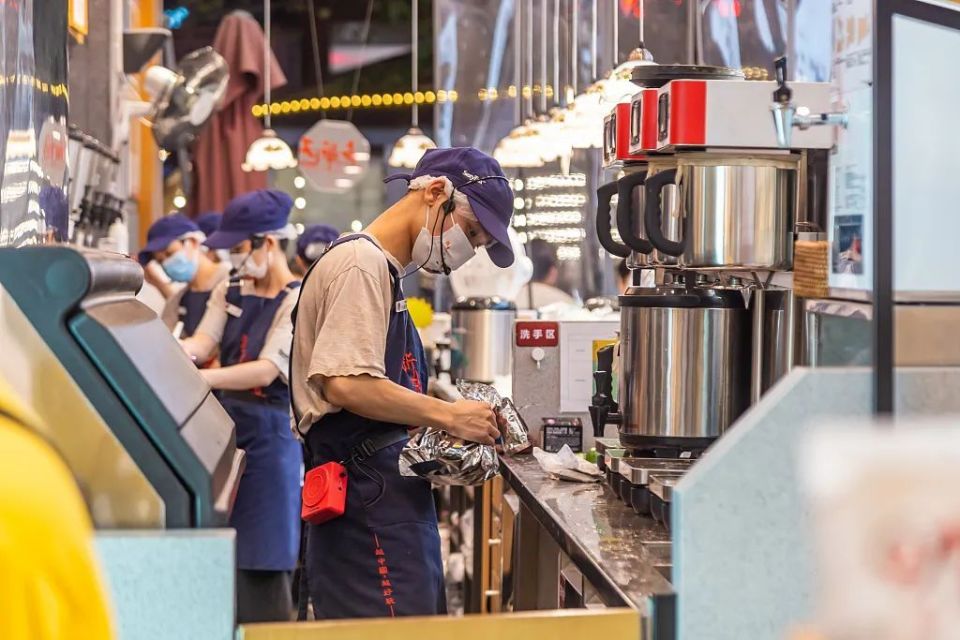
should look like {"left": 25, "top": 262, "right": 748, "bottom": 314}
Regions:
{"left": 195, "top": 212, "right": 222, "bottom": 237}
{"left": 297, "top": 224, "right": 339, "bottom": 262}
{"left": 384, "top": 147, "right": 515, "bottom": 267}
{"left": 138, "top": 214, "right": 200, "bottom": 265}
{"left": 205, "top": 190, "right": 293, "bottom": 250}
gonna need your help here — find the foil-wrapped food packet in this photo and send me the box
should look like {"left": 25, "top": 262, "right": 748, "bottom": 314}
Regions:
{"left": 399, "top": 429, "right": 500, "bottom": 486}
{"left": 455, "top": 381, "right": 531, "bottom": 455}
{"left": 399, "top": 382, "right": 531, "bottom": 486}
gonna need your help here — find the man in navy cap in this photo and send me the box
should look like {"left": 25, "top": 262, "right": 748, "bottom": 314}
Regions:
{"left": 138, "top": 214, "right": 231, "bottom": 339}
{"left": 289, "top": 148, "right": 514, "bottom": 619}
{"left": 294, "top": 223, "right": 339, "bottom": 274}
{"left": 180, "top": 190, "right": 302, "bottom": 623}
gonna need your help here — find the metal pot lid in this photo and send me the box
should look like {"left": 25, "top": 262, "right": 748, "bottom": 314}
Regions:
{"left": 452, "top": 296, "right": 517, "bottom": 311}
{"left": 630, "top": 64, "right": 744, "bottom": 88}
{"left": 618, "top": 286, "right": 746, "bottom": 309}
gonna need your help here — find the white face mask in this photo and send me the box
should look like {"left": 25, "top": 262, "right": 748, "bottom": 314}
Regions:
{"left": 410, "top": 205, "right": 477, "bottom": 275}
{"left": 230, "top": 247, "right": 270, "bottom": 279}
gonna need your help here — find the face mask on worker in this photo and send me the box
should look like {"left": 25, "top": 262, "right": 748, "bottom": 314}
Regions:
{"left": 411, "top": 201, "right": 477, "bottom": 275}
{"left": 161, "top": 244, "right": 199, "bottom": 283}
{"left": 230, "top": 241, "right": 270, "bottom": 279}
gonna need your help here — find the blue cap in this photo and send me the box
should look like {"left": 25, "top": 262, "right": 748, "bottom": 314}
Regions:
{"left": 138, "top": 214, "right": 200, "bottom": 265}
{"left": 195, "top": 212, "right": 222, "bottom": 238}
{"left": 205, "top": 190, "right": 293, "bottom": 250}
{"left": 297, "top": 224, "right": 339, "bottom": 262}
{"left": 384, "top": 147, "right": 515, "bottom": 267}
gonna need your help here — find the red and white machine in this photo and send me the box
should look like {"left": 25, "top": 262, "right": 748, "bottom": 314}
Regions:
{"left": 627, "top": 88, "right": 661, "bottom": 155}
{"left": 602, "top": 102, "right": 647, "bottom": 168}
{"left": 656, "top": 79, "right": 835, "bottom": 151}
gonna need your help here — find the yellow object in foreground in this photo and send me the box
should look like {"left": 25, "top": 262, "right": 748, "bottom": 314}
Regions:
{"left": 406, "top": 296, "right": 434, "bottom": 330}
{"left": 0, "top": 379, "right": 114, "bottom": 640}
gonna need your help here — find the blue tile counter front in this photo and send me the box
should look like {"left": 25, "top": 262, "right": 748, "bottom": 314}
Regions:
{"left": 95, "top": 530, "right": 235, "bottom": 640}
{"left": 500, "top": 455, "right": 673, "bottom": 609}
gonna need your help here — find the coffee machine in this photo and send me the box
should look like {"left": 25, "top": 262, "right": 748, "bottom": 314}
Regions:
{"left": 596, "top": 64, "right": 744, "bottom": 279}
{"left": 591, "top": 62, "right": 838, "bottom": 463}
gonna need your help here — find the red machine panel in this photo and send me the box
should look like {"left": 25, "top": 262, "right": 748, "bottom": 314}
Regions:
{"left": 602, "top": 102, "right": 647, "bottom": 168}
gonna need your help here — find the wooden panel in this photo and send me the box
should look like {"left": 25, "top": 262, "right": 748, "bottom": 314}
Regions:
{"left": 241, "top": 609, "right": 639, "bottom": 640}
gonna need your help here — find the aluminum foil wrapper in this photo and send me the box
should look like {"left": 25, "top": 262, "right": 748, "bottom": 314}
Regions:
{"left": 399, "top": 429, "right": 500, "bottom": 486}
{"left": 456, "top": 381, "right": 531, "bottom": 455}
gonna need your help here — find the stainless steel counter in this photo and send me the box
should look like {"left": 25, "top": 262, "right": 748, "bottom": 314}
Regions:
{"left": 500, "top": 455, "right": 674, "bottom": 610}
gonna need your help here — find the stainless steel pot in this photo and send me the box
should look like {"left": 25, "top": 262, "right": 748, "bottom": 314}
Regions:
{"left": 451, "top": 297, "right": 516, "bottom": 383}
{"left": 643, "top": 154, "right": 799, "bottom": 270}
{"left": 617, "top": 285, "right": 750, "bottom": 448}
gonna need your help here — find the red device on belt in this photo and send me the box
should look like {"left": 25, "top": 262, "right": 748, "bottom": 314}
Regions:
{"left": 301, "top": 462, "right": 348, "bottom": 525}
{"left": 301, "top": 429, "right": 409, "bottom": 525}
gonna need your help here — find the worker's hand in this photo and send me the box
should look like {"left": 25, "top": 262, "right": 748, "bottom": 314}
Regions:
{"left": 444, "top": 399, "right": 500, "bottom": 445}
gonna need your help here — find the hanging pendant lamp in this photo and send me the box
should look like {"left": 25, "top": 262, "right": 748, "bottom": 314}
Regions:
{"left": 388, "top": 0, "right": 436, "bottom": 168}
{"left": 495, "top": 0, "right": 545, "bottom": 169}
{"left": 243, "top": 0, "right": 297, "bottom": 172}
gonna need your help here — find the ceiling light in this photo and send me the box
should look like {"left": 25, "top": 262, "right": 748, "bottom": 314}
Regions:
{"left": 350, "top": 219, "right": 363, "bottom": 232}
{"left": 388, "top": 127, "right": 437, "bottom": 168}
{"left": 242, "top": 129, "right": 297, "bottom": 172}
{"left": 293, "top": 175, "right": 306, "bottom": 189}
{"left": 173, "top": 194, "right": 186, "bottom": 208}
{"left": 294, "top": 197, "right": 306, "bottom": 209}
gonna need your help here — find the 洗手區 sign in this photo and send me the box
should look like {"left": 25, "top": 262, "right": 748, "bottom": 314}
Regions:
{"left": 515, "top": 321, "right": 559, "bottom": 347}
{"left": 298, "top": 120, "right": 370, "bottom": 193}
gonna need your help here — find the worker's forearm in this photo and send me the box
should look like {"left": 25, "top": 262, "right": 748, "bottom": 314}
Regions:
{"left": 323, "top": 375, "right": 450, "bottom": 430}
{"left": 202, "top": 359, "right": 279, "bottom": 391}
{"left": 181, "top": 333, "right": 216, "bottom": 363}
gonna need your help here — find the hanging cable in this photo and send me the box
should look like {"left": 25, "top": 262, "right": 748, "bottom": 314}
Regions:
{"left": 347, "top": 0, "right": 375, "bottom": 122}
{"left": 540, "top": 0, "right": 547, "bottom": 113}
{"left": 306, "top": 0, "right": 326, "bottom": 119}
{"left": 526, "top": 0, "right": 535, "bottom": 120}
{"left": 639, "top": 0, "right": 645, "bottom": 50}
{"left": 552, "top": 0, "right": 560, "bottom": 108}
{"left": 590, "top": 0, "right": 597, "bottom": 81}
{"left": 612, "top": 0, "right": 619, "bottom": 65}
{"left": 514, "top": 0, "right": 522, "bottom": 125}
{"left": 264, "top": 0, "right": 273, "bottom": 130}
{"left": 571, "top": 0, "right": 578, "bottom": 98}
{"left": 411, "top": 0, "right": 420, "bottom": 128}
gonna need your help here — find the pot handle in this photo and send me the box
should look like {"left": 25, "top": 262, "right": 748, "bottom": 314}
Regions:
{"left": 643, "top": 168, "right": 685, "bottom": 257}
{"left": 596, "top": 180, "right": 631, "bottom": 258}
{"left": 615, "top": 170, "right": 653, "bottom": 254}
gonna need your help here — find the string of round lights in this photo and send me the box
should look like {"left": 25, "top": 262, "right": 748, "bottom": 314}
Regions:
{"left": 251, "top": 90, "right": 458, "bottom": 118}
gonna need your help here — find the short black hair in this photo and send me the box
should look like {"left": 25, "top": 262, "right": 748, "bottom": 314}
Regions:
{"left": 528, "top": 238, "right": 558, "bottom": 282}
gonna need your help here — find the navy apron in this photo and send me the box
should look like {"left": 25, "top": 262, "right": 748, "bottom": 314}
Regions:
{"left": 178, "top": 289, "right": 212, "bottom": 338}
{"left": 299, "top": 234, "right": 445, "bottom": 619}
{"left": 220, "top": 276, "right": 303, "bottom": 571}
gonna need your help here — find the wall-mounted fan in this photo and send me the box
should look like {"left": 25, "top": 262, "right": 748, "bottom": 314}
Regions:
{"left": 119, "top": 31, "right": 229, "bottom": 198}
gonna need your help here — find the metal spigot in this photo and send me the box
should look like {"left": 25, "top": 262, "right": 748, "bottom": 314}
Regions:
{"left": 770, "top": 56, "right": 848, "bottom": 148}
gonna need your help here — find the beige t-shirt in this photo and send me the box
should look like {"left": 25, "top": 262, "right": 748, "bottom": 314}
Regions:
{"left": 290, "top": 234, "right": 401, "bottom": 434}
{"left": 194, "top": 277, "right": 299, "bottom": 382}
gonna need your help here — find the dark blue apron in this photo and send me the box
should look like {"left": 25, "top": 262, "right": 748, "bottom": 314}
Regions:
{"left": 220, "top": 275, "right": 303, "bottom": 571}
{"left": 178, "top": 289, "right": 212, "bottom": 338}
{"left": 298, "top": 234, "right": 445, "bottom": 619}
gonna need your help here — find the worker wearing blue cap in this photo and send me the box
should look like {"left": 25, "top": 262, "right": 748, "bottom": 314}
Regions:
{"left": 180, "top": 190, "right": 302, "bottom": 623}
{"left": 138, "top": 214, "right": 231, "bottom": 339}
{"left": 289, "top": 147, "right": 515, "bottom": 619}
{"left": 294, "top": 223, "right": 339, "bottom": 274}
{"left": 195, "top": 212, "right": 230, "bottom": 265}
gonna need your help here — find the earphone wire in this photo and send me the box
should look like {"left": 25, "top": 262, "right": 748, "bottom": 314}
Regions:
{"left": 400, "top": 174, "right": 513, "bottom": 280}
